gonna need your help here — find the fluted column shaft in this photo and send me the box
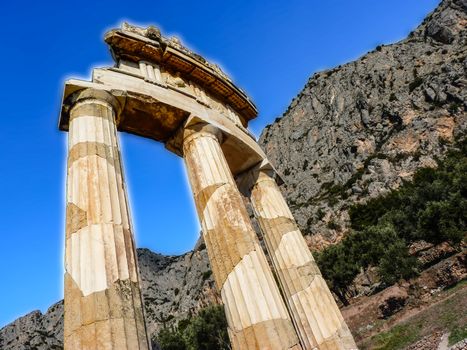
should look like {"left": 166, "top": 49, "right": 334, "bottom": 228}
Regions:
{"left": 250, "top": 170, "right": 357, "bottom": 350}
{"left": 64, "top": 89, "right": 150, "bottom": 349}
{"left": 183, "top": 123, "right": 302, "bottom": 350}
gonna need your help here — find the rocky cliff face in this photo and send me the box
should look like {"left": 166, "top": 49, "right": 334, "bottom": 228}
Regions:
{"left": 0, "top": 245, "right": 217, "bottom": 350}
{"left": 259, "top": 0, "right": 466, "bottom": 250}
{"left": 1, "top": 0, "right": 466, "bottom": 349}
{"left": 0, "top": 302, "right": 63, "bottom": 350}
{"left": 137, "top": 245, "right": 220, "bottom": 339}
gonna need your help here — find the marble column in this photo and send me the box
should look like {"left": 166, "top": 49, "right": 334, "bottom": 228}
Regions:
{"left": 64, "top": 89, "right": 150, "bottom": 349}
{"left": 250, "top": 169, "right": 357, "bottom": 350}
{"left": 183, "top": 123, "right": 302, "bottom": 350}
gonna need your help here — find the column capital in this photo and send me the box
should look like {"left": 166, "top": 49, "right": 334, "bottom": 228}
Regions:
{"left": 69, "top": 88, "right": 123, "bottom": 115}
{"left": 182, "top": 122, "right": 224, "bottom": 146}
{"left": 235, "top": 161, "right": 284, "bottom": 197}
{"left": 253, "top": 168, "right": 276, "bottom": 185}
{"left": 60, "top": 88, "right": 125, "bottom": 130}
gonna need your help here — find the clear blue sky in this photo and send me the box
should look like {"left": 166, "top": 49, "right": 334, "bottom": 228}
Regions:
{"left": 0, "top": 0, "right": 439, "bottom": 328}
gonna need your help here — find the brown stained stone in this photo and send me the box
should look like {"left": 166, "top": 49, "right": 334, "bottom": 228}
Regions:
{"left": 68, "top": 142, "right": 120, "bottom": 172}
{"left": 106, "top": 224, "right": 135, "bottom": 283}
{"left": 277, "top": 261, "right": 322, "bottom": 296}
{"left": 202, "top": 229, "right": 229, "bottom": 292}
{"left": 203, "top": 185, "right": 257, "bottom": 288}
{"left": 80, "top": 322, "right": 97, "bottom": 349}
{"left": 107, "top": 280, "right": 135, "bottom": 320}
{"left": 276, "top": 267, "right": 305, "bottom": 302}
{"left": 257, "top": 215, "right": 323, "bottom": 295}
{"left": 70, "top": 102, "right": 113, "bottom": 123}
{"left": 64, "top": 331, "right": 82, "bottom": 349}
{"left": 240, "top": 325, "right": 259, "bottom": 349}
{"left": 336, "top": 324, "right": 358, "bottom": 350}
{"left": 65, "top": 274, "right": 148, "bottom": 349}
{"left": 257, "top": 215, "right": 297, "bottom": 251}
{"left": 130, "top": 281, "right": 150, "bottom": 347}
{"left": 122, "top": 228, "right": 138, "bottom": 282}
{"left": 94, "top": 320, "right": 113, "bottom": 350}
{"left": 229, "top": 318, "right": 301, "bottom": 350}
{"left": 109, "top": 318, "right": 128, "bottom": 349}
{"left": 64, "top": 273, "right": 82, "bottom": 337}
{"left": 81, "top": 289, "right": 111, "bottom": 326}
{"left": 319, "top": 333, "right": 351, "bottom": 350}
{"left": 194, "top": 182, "right": 226, "bottom": 217}
{"left": 66, "top": 203, "right": 88, "bottom": 239}
{"left": 227, "top": 327, "right": 248, "bottom": 350}
{"left": 122, "top": 317, "right": 141, "bottom": 349}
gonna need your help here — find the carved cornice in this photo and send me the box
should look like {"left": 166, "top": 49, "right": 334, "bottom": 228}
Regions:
{"left": 104, "top": 23, "right": 257, "bottom": 122}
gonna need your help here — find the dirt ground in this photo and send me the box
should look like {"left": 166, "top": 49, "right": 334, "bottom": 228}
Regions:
{"left": 350, "top": 281, "right": 467, "bottom": 349}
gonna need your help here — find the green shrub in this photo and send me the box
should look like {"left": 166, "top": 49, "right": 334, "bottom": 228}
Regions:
{"left": 156, "top": 305, "right": 230, "bottom": 350}
{"left": 378, "top": 239, "right": 417, "bottom": 285}
{"left": 157, "top": 328, "right": 187, "bottom": 350}
{"left": 183, "top": 306, "right": 230, "bottom": 350}
{"left": 202, "top": 270, "right": 212, "bottom": 281}
{"left": 316, "top": 244, "right": 359, "bottom": 305}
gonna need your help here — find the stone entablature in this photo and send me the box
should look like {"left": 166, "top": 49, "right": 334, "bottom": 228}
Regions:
{"left": 105, "top": 23, "right": 257, "bottom": 124}
{"left": 117, "top": 58, "right": 244, "bottom": 126}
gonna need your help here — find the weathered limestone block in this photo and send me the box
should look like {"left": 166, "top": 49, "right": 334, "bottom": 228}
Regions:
{"left": 183, "top": 123, "right": 302, "bottom": 350}
{"left": 64, "top": 89, "right": 150, "bottom": 349}
{"left": 250, "top": 170, "right": 357, "bottom": 350}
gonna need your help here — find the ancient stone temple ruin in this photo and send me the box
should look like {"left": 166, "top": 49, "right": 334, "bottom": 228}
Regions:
{"left": 58, "top": 23, "right": 357, "bottom": 350}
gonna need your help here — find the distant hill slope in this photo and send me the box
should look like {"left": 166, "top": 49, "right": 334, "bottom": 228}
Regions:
{"left": 259, "top": 0, "right": 466, "bottom": 250}
{"left": 1, "top": 0, "right": 466, "bottom": 349}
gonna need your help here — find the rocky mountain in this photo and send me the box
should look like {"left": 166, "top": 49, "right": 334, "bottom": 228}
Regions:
{"left": 1, "top": 0, "right": 466, "bottom": 349}
{"left": 259, "top": 0, "right": 467, "bottom": 250}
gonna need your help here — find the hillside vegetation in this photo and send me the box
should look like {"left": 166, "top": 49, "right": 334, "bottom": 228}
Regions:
{"left": 316, "top": 138, "right": 466, "bottom": 305}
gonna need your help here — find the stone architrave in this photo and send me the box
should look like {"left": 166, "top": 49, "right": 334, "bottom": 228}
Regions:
{"left": 250, "top": 169, "right": 357, "bottom": 349}
{"left": 182, "top": 123, "right": 302, "bottom": 350}
{"left": 64, "top": 89, "right": 150, "bottom": 349}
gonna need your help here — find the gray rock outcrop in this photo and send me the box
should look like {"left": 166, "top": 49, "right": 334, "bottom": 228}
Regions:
{"left": 259, "top": 0, "right": 466, "bottom": 250}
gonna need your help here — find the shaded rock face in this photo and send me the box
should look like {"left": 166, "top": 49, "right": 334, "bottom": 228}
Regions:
{"left": 137, "top": 245, "right": 219, "bottom": 339}
{"left": 259, "top": 0, "right": 467, "bottom": 250}
{"left": 0, "top": 302, "right": 63, "bottom": 350}
{"left": 0, "top": 246, "right": 216, "bottom": 350}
